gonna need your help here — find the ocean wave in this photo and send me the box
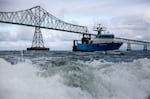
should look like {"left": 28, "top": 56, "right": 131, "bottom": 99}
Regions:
{"left": 0, "top": 58, "right": 150, "bottom": 99}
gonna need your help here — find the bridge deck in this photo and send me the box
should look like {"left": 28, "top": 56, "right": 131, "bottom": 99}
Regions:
{"left": 115, "top": 37, "right": 150, "bottom": 46}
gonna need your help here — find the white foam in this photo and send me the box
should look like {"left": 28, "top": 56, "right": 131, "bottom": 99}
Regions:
{"left": 0, "top": 58, "right": 150, "bottom": 99}
{"left": 0, "top": 59, "right": 92, "bottom": 99}
{"left": 84, "top": 58, "right": 150, "bottom": 99}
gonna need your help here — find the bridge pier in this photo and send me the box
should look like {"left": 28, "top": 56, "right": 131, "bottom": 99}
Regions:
{"left": 127, "top": 42, "right": 131, "bottom": 51}
{"left": 143, "top": 44, "right": 148, "bottom": 51}
{"left": 27, "top": 27, "right": 49, "bottom": 51}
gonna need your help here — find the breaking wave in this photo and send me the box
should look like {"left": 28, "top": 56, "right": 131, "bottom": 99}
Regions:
{"left": 0, "top": 58, "right": 150, "bottom": 99}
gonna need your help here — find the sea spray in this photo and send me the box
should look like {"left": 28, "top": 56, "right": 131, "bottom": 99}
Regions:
{"left": 0, "top": 59, "right": 92, "bottom": 99}
{"left": 0, "top": 58, "right": 150, "bottom": 99}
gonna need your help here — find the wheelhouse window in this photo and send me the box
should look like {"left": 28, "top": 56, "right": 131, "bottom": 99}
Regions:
{"left": 96, "top": 34, "right": 114, "bottom": 38}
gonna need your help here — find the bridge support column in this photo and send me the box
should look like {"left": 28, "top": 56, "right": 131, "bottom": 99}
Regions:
{"left": 27, "top": 27, "right": 49, "bottom": 51}
{"left": 127, "top": 43, "right": 131, "bottom": 51}
{"left": 143, "top": 44, "right": 148, "bottom": 51}
{"left": 32, "top": 27, "right": 44, "bottom": 48}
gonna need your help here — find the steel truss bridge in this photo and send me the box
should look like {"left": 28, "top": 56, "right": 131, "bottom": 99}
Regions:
{"left": 0, "top": 6, "right": 150, "bottom": 51}
{"left": 115, "top": 37, "right": 150, "bottom": 51}
{"left": 0, "top": 6, "right": 88, "bottom": 50}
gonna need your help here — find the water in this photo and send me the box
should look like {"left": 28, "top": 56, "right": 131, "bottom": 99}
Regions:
{"left": 0, "top": 50, "right": 150, "bottom": 99}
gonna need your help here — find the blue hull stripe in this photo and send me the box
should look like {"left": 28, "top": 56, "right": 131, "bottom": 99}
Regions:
{"left": 76, "top": 43, "right": 123, "bottom": 51}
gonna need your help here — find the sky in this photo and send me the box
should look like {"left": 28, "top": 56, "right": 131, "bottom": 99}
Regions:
{"left": 0, "top": 0, "right": 150, "bottom": 50}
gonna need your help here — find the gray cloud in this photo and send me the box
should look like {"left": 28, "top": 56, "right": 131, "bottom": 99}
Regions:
{"left": 0, "top": 31, "right": 10, "bottom": 41}
{"left": 0, "top": 24, "right": 33, "bottom": 41}
{"left": 109, "top": 15, "right": 150, "bottom": 41}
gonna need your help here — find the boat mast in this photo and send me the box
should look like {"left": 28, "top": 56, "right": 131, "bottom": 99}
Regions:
{"left": 94, "top": 24, "right": 105, "bottom": 34}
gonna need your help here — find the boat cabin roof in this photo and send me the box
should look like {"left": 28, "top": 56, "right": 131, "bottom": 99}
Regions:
{"left": 96, "top": 34, "right": 114, "bottom": 38}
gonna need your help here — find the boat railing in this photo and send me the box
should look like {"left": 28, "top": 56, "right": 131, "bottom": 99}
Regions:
{"left": 74, "top": 40, "right": 82, "bottom": 44}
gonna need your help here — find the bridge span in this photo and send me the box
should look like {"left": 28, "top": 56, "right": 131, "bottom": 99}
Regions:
{"left": 114, "top": 37, "right": 150, "bottom": 51}
{"left": 0, "top": 6, "right": 150, "bottom": 51}
{"left": 0, "top": 6, "right": 88, "bottom": 50}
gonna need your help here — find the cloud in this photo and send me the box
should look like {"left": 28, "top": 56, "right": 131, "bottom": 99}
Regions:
{"left": 0, "top": 24, "right": 33, "bottom": 41}
{"left": 0, "top": 41, "right": 31, "bottom": 50}
{"left": 109, "top": 15, "right": 150, "bottom": 41}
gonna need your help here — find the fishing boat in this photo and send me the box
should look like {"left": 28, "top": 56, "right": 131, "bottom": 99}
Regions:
{"left": 73, "top": 24, "right": 123, "bottom": 51}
